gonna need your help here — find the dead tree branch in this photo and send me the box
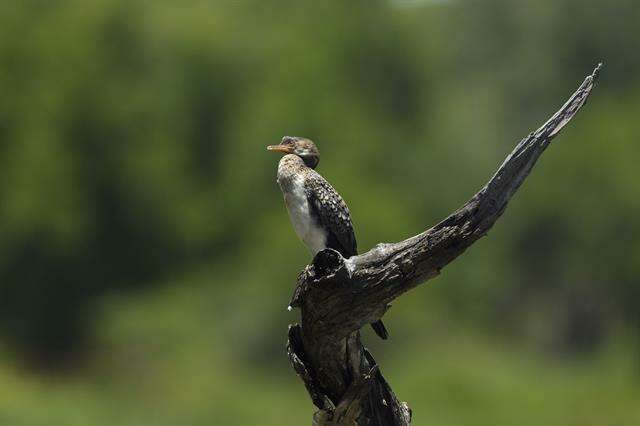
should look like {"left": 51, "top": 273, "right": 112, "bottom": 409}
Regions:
{"left": 287, "top": 64, "right": 602, "bottom": 425}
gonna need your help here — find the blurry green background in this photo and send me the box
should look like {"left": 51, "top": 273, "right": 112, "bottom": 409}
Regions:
{"left": 1, "top": 0, "right": 639, "bottom": 425}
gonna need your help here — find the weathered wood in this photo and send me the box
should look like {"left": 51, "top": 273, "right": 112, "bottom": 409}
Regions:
{"left": 287, "top": 64, "right": 602, "bottom": 425}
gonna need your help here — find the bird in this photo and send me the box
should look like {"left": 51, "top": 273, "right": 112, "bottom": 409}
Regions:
{"left": 267, "top": 136, "right": 388, "bottom": 340}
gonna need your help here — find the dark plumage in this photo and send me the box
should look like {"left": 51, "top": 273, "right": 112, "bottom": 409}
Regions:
{"left": 304, "top": 177, "right": 357, "bottom": 258}
{"left": 268, "top": 136, "right": 389, "bottom": 340}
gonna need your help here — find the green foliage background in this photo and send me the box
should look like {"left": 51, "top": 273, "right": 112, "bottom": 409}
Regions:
{"left": 0, "top": 0, "right": 639, "bottom": 424}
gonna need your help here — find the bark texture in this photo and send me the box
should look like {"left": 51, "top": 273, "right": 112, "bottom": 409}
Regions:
{"left": 287, "top": 64, "right": 602, "bottom": 425}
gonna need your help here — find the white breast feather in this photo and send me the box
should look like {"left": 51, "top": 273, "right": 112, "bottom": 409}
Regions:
{"left": 283, "top": 175, "right": 327, "bottom": 255}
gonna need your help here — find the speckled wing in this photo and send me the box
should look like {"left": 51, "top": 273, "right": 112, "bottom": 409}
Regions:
{"left": 304, "top": 172, "right": 357, "bottom": 257}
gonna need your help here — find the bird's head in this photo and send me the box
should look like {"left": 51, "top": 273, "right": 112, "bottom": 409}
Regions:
{"left": 267, "top": 136, "right": 320, "bottom": 169}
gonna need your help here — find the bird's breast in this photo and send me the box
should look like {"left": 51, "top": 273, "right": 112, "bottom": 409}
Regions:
{"left": 281, "top": 176, "right": 327, "bottom": 255}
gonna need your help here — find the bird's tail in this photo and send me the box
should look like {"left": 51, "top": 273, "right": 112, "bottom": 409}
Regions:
{"left": 370, "top": 320, "right": 389, "bottom": 340}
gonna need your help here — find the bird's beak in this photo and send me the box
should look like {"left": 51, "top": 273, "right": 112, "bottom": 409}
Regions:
{"left": 267, "top": 144, "right": 294, "bottom": 154}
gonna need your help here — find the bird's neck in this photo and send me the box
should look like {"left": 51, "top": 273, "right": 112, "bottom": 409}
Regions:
{"left": 277, "top": 154, "right": 309, "bottom": 191}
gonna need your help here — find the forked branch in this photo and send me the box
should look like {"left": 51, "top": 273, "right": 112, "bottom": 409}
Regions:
{"left": 288, "top": 64, "right": 602, "bottom": 425}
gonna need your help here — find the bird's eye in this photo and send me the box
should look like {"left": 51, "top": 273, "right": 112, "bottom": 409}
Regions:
{"left": 282, "top": 136, "right": 295, "bottom": 146}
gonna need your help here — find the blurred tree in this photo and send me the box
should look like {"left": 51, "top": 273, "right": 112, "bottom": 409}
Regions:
{"left": 0, "top": 0, "right": 637, "bottom": 370}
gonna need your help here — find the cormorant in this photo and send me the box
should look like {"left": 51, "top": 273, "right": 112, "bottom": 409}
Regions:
{"left": 268, "top": 136, "right": 388, "bottom": 340}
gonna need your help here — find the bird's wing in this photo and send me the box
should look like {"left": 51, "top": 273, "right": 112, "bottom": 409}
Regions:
{"left": 305, "top": 173, "right": 358, "bottom": 257}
